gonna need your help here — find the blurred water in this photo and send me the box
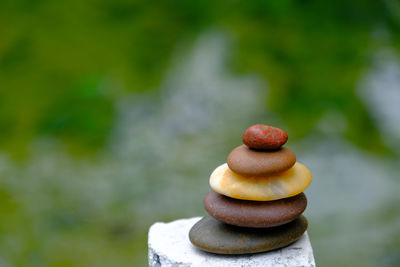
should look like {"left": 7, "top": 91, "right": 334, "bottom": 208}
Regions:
{"left": 0, "top": 32, "right": 399, "bottom": 266}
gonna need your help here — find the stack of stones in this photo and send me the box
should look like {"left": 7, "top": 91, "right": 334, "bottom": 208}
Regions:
{"left": 189, "top": 124, "right": 312, "bottom": 254}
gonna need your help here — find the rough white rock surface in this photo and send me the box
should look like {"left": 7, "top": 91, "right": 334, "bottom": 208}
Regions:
{"left": 148, "top": 217, "right": 315, "bottom": 267}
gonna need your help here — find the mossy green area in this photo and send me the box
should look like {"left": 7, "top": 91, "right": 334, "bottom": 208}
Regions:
{"left": 1, "top": 0, "right": 398, "bottom": 156}
{"left": 0, "top": 1, "right": 399, "bottom": 266}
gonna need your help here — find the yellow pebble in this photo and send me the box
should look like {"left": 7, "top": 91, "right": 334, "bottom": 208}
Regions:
{"left": 210, "top": 162, "right": 312, "bottom": 201}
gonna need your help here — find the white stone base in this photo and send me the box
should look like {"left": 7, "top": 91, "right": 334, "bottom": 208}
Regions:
{"left": 148, "top": 217, "right": 315, "bottom": 267}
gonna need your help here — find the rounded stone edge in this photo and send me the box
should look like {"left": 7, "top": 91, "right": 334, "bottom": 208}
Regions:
{"left": 227, "top": 146, "right": 296, "bottom": 177}
{"left": 210, "top": 162, "right": 312, "bottom": 201}
{"left": 204, "top": 191, "right": 308, "bottom": 228}
{"left": 189, "top": 216, "right": 308, "bottom": 255}
{"left": 242, "top": 124, "right": 288, "bottom": 150}
{"left": 149, "top": 217, "right": 315, "bottom": 266}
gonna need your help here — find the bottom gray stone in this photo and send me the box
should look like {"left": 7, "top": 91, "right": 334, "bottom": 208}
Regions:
{"left": 148, "top": 217, "right": 316, "bottom": 267}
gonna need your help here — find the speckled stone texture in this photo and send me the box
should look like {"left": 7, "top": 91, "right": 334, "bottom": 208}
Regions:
{"left": 242, "top": 124, "right": 288, "bottom": 150}
{"left": 148, "top": 217, "right": 315, "bottom": 267}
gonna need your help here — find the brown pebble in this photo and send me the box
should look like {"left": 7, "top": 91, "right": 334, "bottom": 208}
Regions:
{"left": 204, "top": 190, "right": 307, "bottom": 228}
{"left": 227, "top": 145, "right": 296, "bottom": 177}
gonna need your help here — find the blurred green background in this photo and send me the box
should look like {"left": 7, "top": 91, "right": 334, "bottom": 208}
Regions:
{"left": 1, "top": 0, "right": 400, "bottom": 266}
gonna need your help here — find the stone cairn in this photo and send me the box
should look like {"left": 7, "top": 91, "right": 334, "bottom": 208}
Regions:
{"left": 189, "top": 124, "right": 312, "bottom": 254}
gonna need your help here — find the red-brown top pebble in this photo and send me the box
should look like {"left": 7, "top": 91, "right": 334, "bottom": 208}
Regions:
{"left": 242, "top": 124, "right": 288, "bottom": 150}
